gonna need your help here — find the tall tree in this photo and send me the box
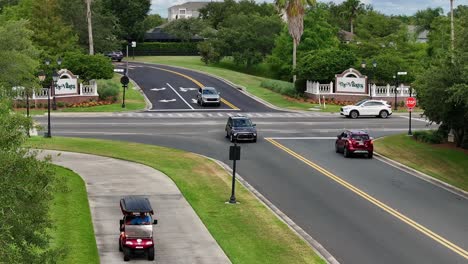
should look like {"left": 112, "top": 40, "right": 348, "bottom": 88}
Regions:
{"left": 341, "top": 0, "right": 365, "bottom": 34}
{"left": 414, "top": 7, "right": 443, "bottom": 32}
{"left": 164, "top": 18, "right": 206, "bottom": 42}
{"left": 0, "top": 20, "right": 39, "bottom": 92}
{"left": 275, "top": 0, "right": 315, "bottom": 83}
{"left": 86, "top": 0, "right": 94, "bottom": 55}
{"left": 101, "top": 0, "right": 150, "bottom": 41}
{"left": 28, "top": 0, "right": 79, "bottom": 57}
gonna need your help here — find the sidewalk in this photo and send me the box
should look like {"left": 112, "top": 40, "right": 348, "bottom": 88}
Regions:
{"left": 41, "top": 150, "right": 231, "bottom": 264}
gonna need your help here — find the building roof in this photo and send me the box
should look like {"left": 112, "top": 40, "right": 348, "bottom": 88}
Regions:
{"left": 338, "top": 29, "right": 355, "bottom": 42}
{"left": 169, "top": 1, "right": 209, "bottom": 10}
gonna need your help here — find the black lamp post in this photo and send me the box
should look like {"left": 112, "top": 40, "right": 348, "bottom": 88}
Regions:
{"left": 44, "top": 71, "right": 59, "bottom": 138}
{"left": 361, "top": 60, "right": 368, "bottom": 97}
{"left": 393, "top": 74, "right": 398, "bottom": 110}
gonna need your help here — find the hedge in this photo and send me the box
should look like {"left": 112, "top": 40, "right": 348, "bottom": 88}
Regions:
{"left": 124, "top": 42, "right": 200, "bottom": 56}
{"left": 260, "top": 79, "right": 298, "bottom": 97}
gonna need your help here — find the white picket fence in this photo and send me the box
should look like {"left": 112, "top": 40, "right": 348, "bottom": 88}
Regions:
{"left": 14, "top": 80, "right": 98, "bottom": 99}
{"left": 306, "top": 81, "right": 415, "bottom": 97}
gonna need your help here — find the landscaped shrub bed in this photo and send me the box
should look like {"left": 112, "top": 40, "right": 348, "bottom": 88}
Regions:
{"left": 413, "top": 130, "right": 446, "bottom": 144}
{"left": 260, "top": 79, "right": 298, "bottom": 97}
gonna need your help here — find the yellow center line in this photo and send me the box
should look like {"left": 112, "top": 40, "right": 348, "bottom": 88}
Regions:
{"left": 265, "top": 138, "right": 468, "bottom": 259}
{"left": 151, "top": 66, "right": 240, "bottom": 110}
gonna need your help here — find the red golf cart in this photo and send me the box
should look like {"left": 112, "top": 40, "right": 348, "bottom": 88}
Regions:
{"left": 119, "top": 196, "right": 158, "bottom": 261}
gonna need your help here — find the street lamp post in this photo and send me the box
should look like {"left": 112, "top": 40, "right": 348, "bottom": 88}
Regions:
{"left": 371, "top": 60, "right": 377, "bottom": 99}
{"left": 361, "top": 60, "right": 368, "bottom": 97}
{"left": 394, "top": 74, "right": 398, "bottom": 110}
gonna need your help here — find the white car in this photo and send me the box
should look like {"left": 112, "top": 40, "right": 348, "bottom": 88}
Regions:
{"left": 340, "top": 99, "right": 392, "bottom": 119}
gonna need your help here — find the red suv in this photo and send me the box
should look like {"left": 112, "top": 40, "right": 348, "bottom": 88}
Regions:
{"left": 335, "top": 130, "right": 373, "bottom": 158}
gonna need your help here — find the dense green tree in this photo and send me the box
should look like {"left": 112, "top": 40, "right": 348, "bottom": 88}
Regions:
{"left": 0, "top": 20, "right": 39, "bottom": 93}
{"left": 101, "top": 0, "right": 150, "bottom": 41}
{"left": 414, "top": 7, "right": 443, "bottom": 32}
{"left": 414, "top": 8, "right": 468, "bottom": 148}
{"left": 296, "top": 48, "right": 357, "bottom": 83}
{"left": 0, "top": 0, "right": 18, "bottom": 11}
{"left": 0, "top": 99, "right": 62, "bottom": 263}
{"left": 214, "top": 13, "right": 282, "bottom": 67}
{"left": 164, "top": 18, "right": 207, "bottom": 42}
{"left": 199, "top": 0, "right": 275, "bottom": 29}
{"left": 62, "top": 52, "right": 114, "bottom": 82}
{"left": 143, "top": 14, "right": 165, "bottom": 31}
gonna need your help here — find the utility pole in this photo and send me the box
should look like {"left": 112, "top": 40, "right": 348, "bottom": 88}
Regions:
{"left": 86, "top": 0, "right": 94, "bottom": 55}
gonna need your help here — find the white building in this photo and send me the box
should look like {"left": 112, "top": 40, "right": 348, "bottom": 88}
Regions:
{"left": 168, "top": 2, "right": 209, "bottom": 21}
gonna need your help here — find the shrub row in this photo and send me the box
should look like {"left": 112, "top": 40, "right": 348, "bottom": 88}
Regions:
{"left": 126, "top": 42, "right": 199, "bottom": 56}
{"left": 97, "top": 79, "right": 120, "bottom": 102}
{"left": 260, "top": 79, "right": 298, "bottom": 97}
{"left": 413, "top": 130, "right": 445, "bottom": 144}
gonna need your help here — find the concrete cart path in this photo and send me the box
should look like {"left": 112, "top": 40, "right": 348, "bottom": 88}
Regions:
{"left": 41, "top": 150, "right": 231, "bottom": 264}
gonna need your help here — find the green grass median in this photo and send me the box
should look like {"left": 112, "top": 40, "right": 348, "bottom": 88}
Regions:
{"left": 29, "top": 137, "right": 325, "bottom": 264}
{"left": 375, "top": 134, "right": 468, "bottom": 191}
{"left": 50, "top": 165, "right": 99, "bottom": 264}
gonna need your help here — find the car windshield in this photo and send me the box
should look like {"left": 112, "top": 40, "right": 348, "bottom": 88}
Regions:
{"left": 352, "top": 134, "right": 369, "bottom": 141}
{"left": 203, "top": 89, "right": 217, "bottom": 95}
{"left": 355, "top": 99, "right": 368, "bottom": 106}
{"left": 233, "top": 118, "right": 252, "bottom": 127}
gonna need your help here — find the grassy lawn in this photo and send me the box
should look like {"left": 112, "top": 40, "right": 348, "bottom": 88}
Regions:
{"left": 29, "top": 137, "right": 324, "bottom": 264}
{"left": 50, "top": 165, "right": 99, "bottom": 264}
{"left": 375, "top": 134, "right": 468, "bottom": 191}
{"left": 129, "top": 56, "right": 334, "bottom": 112}
{"left": 60, "top": 74, "right": 146, "bottom": 112}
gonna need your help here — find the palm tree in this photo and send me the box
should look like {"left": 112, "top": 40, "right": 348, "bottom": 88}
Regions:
{"left": 341, "top": 0, "right": 364, "bottom": 34}
{"left": 86, "top": 0, "right": 94, "bottom": 55}
{"left": 450, "top": 0, "right": 454, "bottom": 51}
{"left": 275, "top": 0, "right": 315, "bottom": 83}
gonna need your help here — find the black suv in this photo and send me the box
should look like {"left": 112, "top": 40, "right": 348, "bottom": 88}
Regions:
{"left": 225, "top": 115, "right": 257, "bottom": 143}
{"left": 105, "top": 51, "right": 123, "bottom": 62}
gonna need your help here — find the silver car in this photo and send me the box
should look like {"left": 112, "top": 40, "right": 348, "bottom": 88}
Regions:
{"left": 197, "top": 87, "right": 221, "bottom": 107}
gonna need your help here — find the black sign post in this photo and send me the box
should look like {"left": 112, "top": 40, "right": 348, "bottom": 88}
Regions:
{"left": 228, "top": 140, "right": 241, "bottom": 204}
{"left": 120, "top": 75, "right": 129, "bottom": 108}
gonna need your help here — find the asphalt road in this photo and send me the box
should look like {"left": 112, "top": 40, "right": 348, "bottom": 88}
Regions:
{"left": 117, "top": 62, "right": 275, "bottom": 112}
{"left": 32, "top": 61, "right": 468, "bottom": 264}
{"left": 34, "top": 112, "right": 467, "bottom": 264}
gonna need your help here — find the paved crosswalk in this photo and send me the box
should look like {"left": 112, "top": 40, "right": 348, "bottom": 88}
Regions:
{"left": 112, "top": 112, "right": 327, "bottom": 119}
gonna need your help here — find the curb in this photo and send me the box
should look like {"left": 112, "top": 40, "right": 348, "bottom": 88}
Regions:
{"left": 128, "top": 76, "right": 152, "bottom": 111}
{"left": 131, "top": 61, "right": 309, "bottom": 113}
{"left": 374, "top": 152, "right": 467, "bottom": 199}
{"left": 198, "top": 154, "right": 339, "bottom": 264}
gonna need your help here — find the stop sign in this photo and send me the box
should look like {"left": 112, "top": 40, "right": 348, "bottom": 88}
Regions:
{"left": 406, "top": 97, "right": 416, "bottom": 109}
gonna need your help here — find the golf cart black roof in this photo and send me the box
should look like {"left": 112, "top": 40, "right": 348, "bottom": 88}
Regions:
{"left": 120, "top": 196, "right": 154, "bottom": 214}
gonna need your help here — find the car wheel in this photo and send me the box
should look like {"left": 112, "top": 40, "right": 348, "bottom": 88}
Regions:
{"left": 350, "top": 110, "right": 359, "bottom": 119}
{"left": 343, "top": 147, "right": 350, "bottom": 158}
{"left": 123, "top": 248, "right": 130, "bottom": 261}
{"left": 119, "top": 238, "right": 122, "bottom": 252}
{"left": 253, "top": 137, "right": 257, "bottom": 143}
{"left": 335, "top": 143, "right": 340, "bottom": 153}
{"left": 367, "top": 152, "right": 373, "bottom": 159}
{"left": 379, "top": 110, "right": 389, "bottom": 119}
{"left": 147, "top": 247, "right": 155, "bottom": 261}
{"left": 118, "top": 59, "right": 122, "bottom": 62}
